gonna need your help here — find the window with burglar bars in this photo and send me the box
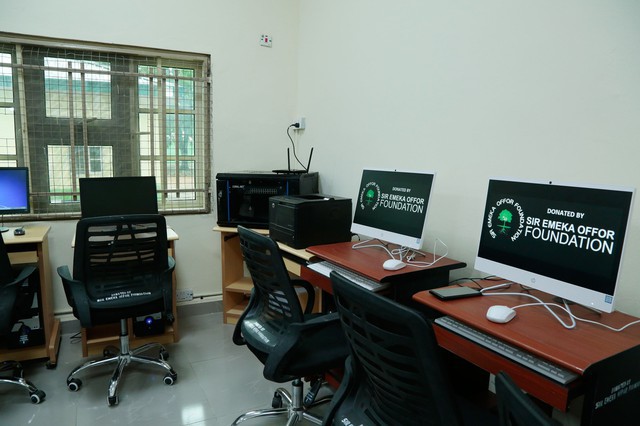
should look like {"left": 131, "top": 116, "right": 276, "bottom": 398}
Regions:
{"left": 0, "top": 33, "right": 211, "bottom": 219}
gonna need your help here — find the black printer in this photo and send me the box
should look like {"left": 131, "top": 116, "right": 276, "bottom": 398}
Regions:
{"left": 269, "top": 194, "right": 352, "bottom": 249}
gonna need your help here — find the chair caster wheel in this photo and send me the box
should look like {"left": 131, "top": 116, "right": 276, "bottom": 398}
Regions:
{"left": 67, "top": 378, "right": 82, "bottom": 391}
{"left": 108, "top": 395, "right": 119, "bottom": 406}
{"left": 30, "top": 390, "right": 46, "bottom": 404}
{"left": 163, "top": 372, "right": 177, "bottom": 385}
{"left": 160, "top": 349, "right": 169, "bottom": 361}
{"left": 272, "top": 392, "right": 283, "bottom": 408}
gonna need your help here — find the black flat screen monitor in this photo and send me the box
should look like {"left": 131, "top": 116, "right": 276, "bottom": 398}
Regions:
{"left": 0, "top": 167, "right": 30, "bottom": 232}
{"left": 475, "top": 178, "right": 634, "bottom": 313}
{"left": 351, "top": 169, "right": 435, "bottom": 249}
{"left": 80, "top": 176, "right": 158, "bottom": 218}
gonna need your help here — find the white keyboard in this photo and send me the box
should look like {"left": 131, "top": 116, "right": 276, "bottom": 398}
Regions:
{"left": 307, "top": 260, "right": 389, "bottom": 292}
{"left": 435, "top": 316, "right": 579, "bottom": 385}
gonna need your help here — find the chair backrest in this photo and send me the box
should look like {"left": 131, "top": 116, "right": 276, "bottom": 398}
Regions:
{"left": 235, "top": 226, "right": 306, "bottom": 351}
{"left": 496, "top": 371, "right": 559, "bottom": 426}
{"left": 71, "top": 214, "right": 170, "bottom": 312}
{"left": 329, "top": 271, "right": 463, "bottom": 426}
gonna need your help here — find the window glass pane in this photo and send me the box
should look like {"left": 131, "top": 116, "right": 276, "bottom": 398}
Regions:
{"left": 47, "top": 145, "right": 113, "bottom": 203}
{"left": 44, "top": 57, "right": 112, "bottom": 119}
{"left": 0, "top": 107, "right": 16, "bottom": 155}
{"left": 167, "top": 114, "right": 195, "bottom": 156}
{"left": 0, "top": 53, "right": 12, "bottom": 103}
{"left": 166, "top": 160, "right": 196, "bottom": 201}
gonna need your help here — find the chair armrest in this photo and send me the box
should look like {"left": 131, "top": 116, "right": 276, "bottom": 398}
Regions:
{"left": 290, "top": 279, "right": 315, "bottom": 314}
{"left": 57, "top": 265, "right": 93, "bottom": 327}
{"left": 8, "top": 264, "right": 38, "bottom": 287}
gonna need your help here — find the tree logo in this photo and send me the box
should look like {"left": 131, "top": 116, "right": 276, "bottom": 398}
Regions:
{"left": 486, "top": 198, "right": 525, "bottom": 241}
{"left": 359, "top": 181, "right": 381, "bottom": 211}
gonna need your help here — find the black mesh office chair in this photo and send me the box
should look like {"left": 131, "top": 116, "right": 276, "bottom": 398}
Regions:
{"left": 57, "top": 215, "right": 177, "bottom": 406}
{"left": 496, "top": 371, "right": 559, "bottom": 426}
{"left": 231, "top": 226, "right": 349, "bottom": 425}
{"left": 0, "top": 232, "right": 46, "bottom": 404}
{"left": 326, "top": 271, "right": 497, "bottom": 426}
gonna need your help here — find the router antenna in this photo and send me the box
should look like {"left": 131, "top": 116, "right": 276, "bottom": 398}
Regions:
{"left": 305, "top": 147, "right": 314, "bottom": 172}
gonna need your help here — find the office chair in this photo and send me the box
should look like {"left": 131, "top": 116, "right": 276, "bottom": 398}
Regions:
{"left": 496, "top": 371, "right": 559, "bottom": 426}
{"left": 231, "top": 226, "right": 349, "bottom": 425}
{"left": 0, "top": 232, "right": 46, "bottom": 403}
{"left": 326, "top": 271, "right": 497, "bottom": 426}
{"left": 57, "top": 214, "right": 177, "bottom": 406}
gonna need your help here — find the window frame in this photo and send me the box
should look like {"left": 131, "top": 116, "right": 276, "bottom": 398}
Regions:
{"left": 0, "top": 32, "right": 212, "bottom": 220}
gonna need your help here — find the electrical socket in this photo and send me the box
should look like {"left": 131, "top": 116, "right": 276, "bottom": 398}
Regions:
{"left": 176, "top": 289, "right": 194, "bottom": 302}
{"left": 294, "top": 116, "right": 306, "bottom": 130}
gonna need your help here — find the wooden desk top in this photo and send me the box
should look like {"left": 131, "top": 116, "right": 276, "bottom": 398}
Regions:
{"left": 306, "top": 241, "right": 466, "bottom": 283}
{"left": 413, "top": 282, "right": 640, "bottom": 375}
{"left": 2, "top": 225, "right": 50, "bottom": 244}
{"left": 213, "top": 226, "right": 314, "bottom": 262}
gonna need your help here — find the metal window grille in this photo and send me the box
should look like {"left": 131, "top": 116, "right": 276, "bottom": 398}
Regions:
{"left": 0, "top": 33, "right": 211, "bottom": 220}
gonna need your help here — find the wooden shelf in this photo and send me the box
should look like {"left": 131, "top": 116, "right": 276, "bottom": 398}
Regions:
{"left": 214, "top": 226, "right": 314, "bottom": 324}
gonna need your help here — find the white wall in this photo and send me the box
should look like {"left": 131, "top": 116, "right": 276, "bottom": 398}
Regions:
{"left": 296, "top": 1, "right": 640, "bottom": 316}
{"left": 2, "top": 0, "right": 301, "bottom": 316}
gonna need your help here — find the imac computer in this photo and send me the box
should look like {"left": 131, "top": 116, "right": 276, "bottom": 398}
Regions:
{"left": 475, "top": 178, "right": 634, "bottom": 313}
{"left": 0, "top": 167, "right": 30, "bottom": 232}
{"left": 351, "top": 168, "right": 435, "bottom": 250}
{"left": 79, "top": 176, "right": 158, "bottom": 218}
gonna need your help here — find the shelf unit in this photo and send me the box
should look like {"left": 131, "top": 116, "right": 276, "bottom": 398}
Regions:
{"left": 214, "top": 226, "right": 315, "bottom": 324}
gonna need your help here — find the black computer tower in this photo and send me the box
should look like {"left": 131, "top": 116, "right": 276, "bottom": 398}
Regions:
{"left": 216, "top": 171, "right": 319, "bottom": 228}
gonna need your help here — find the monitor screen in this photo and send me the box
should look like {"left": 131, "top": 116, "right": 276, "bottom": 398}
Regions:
{"left": 351, "top": 169, "right": 435, "bottom": 249}
{"left": 0, "top": 167, "right": 30, "bottom": 215}
{"left": 80, "top": 176, "right": 158, "bottom": 218}
{"left": 475, "top": 178, "right": 634, "bottom": 313}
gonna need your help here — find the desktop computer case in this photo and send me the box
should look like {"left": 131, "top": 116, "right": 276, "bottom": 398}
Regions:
{"left": 268, "top": 194, "right": 352, "bottom": 249}
{"left": 216, "top": 171, "right": 319, "bottom": 228}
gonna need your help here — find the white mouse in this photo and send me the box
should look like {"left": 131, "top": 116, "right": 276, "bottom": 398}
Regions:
{"left": 382, "top": 259, "right": 406, "bottom": 271}
{"left": 486, "top": 305, "right": 517, "bottom": 323}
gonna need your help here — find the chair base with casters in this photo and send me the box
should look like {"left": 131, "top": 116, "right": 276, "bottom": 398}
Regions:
{"left": 232, "top": 377, "right": 332, "bottom": 425}
{"left": 65, "top": 318, "right": 177, "bottom": 406}
{"left": 1, "top": 360, "right": 46, "bottom": 404}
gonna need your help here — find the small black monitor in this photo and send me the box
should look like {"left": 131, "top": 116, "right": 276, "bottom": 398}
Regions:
{"left": 80, "top": 176, "right": 158, "bottom": 218}
{"left": 0, "top": 167, "right": 30, "bottom": 232}
{"left": 351, "top": 168, "right": 435, "bottom": 249}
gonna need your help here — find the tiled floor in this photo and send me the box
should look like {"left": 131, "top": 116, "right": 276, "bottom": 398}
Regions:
{"left": 0, "top": 312, "right": 327, "bottom": 425}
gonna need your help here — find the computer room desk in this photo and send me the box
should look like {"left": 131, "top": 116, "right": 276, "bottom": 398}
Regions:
{"left": 2, "top": 225, "right": 61, "bottom": 368}
{"left": 303, "top": 241, "right": 466, "bottom": 303}
{"left": 413, "top": 281, "right": 640, "bottom": 424}
{"left": 215, "top": 226, "right": 465, "bottom": 322}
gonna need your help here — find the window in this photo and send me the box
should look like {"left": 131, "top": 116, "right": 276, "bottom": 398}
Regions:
{"left": 0, "top": 33, "right": 211, "bottom": 219}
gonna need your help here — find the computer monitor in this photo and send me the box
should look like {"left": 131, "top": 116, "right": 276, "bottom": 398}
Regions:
{"left": 80, "top": 176, "right": 158, "bottom": 218}
{"left": 0, "top": 167, "right": 30, "bottom": 232}
{"left": 351, "top": 168, "right": 435, "bottom": 250}
{"left": 475, "top": 178, "right": 635, "bottom": 313}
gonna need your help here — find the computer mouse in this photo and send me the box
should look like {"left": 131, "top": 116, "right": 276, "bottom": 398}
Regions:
{"left": 382, "top": 259, "right": 406, "bottom": 271}
{"left": 13, "top": 227, "right": 25, "bottom": 236}
{"left": 486, "top": 305, "right": 516, "bottom": 323}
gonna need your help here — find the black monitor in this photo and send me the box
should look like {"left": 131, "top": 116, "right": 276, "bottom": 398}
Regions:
{"left": 0, "top": 167, "right": 30, "bottom": 232}
{"left": 79, "top": 176, "right": 158, "bottom": 218}
{"left": 475, "top": 178, "right": 634, "bottom": 313}
{"left": 351, "top": 168, "right": 435, "bottom": 250}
